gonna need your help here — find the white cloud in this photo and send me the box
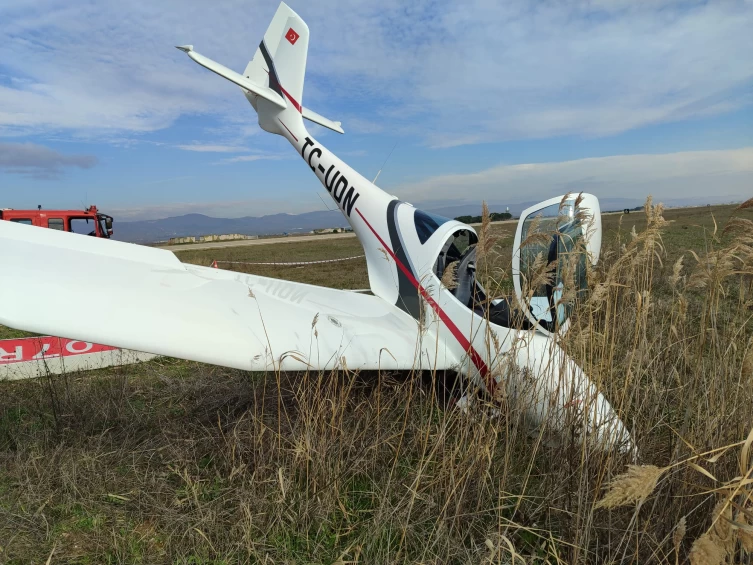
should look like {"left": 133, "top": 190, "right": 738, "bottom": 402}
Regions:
{"left": 0, "top": 0, "right": 750, "bottom": 145}
{"left": 110, "top": 148, "right": 752, "bottom": 220}
{"left": 0, "top": 1, "right": 265, "bottom": 136}
{"left": 176, "top": 144, "right": 247, "bottom": 153}
{"left": 217, "top": 154, "right": 284, "bottom": 164}
{"left": 397, "top": 148, "right": 753, "bottom": 205}
{"left": 305, "top": 0, "right": 753, "bottom": 146}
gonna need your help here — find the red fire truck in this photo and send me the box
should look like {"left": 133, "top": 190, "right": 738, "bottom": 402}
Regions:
{"left": 0, "top": 205, "right": 114, "bottom": 238}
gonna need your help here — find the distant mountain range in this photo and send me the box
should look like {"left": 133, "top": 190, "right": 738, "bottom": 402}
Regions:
{"left": 113, "top": 204, "right": 521, "bottom": 243}
{"left": 113, "top": 210, "right": 350, "bottom": 243}
{"left": 111, "top": 197, "right": 698, "bottom": 243}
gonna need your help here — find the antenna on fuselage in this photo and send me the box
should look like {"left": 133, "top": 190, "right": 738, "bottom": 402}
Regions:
{"left": 317, "top": 192, "right": 337, "bottom": 212}
{"left": 372, "top": 142, "right": 398, "bottom": 185}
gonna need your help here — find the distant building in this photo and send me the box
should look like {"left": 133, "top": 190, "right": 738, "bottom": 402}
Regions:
{"left": 312, "top": 227, "right": 345, "bottom": 234}
{"left": 168, "top": 233, "right": 258, "bottom": 245}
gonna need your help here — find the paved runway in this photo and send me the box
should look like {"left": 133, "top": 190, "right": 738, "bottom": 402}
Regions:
{"left": 156, "top": 216, "right": 538, "bottom": 252}
{"left": 159, "top": 231, "right": 357, "bottom": 251}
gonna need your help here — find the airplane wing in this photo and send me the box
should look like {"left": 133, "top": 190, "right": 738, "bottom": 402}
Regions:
{"left": 0, "top": 221, "right": 454, "bottom": 372}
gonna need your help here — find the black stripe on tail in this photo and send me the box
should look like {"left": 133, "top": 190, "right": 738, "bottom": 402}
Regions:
{"left": 258, "top": 41, "right": 282, "bottom": 97}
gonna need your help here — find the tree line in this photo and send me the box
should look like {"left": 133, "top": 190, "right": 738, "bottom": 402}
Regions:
{"left": 454, "top": 212, "right": 512, "bottom": 224}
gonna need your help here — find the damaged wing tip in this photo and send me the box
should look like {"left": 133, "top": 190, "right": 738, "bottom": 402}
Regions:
{"left": 175, "top": 45, "right": 193, "bottom": 53}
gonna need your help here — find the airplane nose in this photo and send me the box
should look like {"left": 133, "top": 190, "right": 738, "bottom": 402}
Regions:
{"left": 507, "top": 333, "right": 636, "bottom": 455}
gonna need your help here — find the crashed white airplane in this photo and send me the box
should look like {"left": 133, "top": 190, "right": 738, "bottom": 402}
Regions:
{"left": 0, "top": 3, "right": 633, "bottom": 452}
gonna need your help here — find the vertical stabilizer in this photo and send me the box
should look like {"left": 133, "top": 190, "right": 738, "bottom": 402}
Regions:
{"left": 243, "top": 2, "right": 309, "bottom": 113}
{"left": 178, "top": 2, "right": 342, "bottom": 134}
{"left": 178, "top": 2, "right": 399, "bottom": 302}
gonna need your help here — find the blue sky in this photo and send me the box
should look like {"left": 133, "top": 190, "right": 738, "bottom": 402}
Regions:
{"left": 1, "top": 0, "right": 751, "bottom": 220}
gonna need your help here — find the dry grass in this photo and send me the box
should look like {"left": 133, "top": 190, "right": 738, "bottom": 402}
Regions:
{"left": 175, "top": 238, "right": 370, "bottom": 290}
{"left": 1, "top": 202, "right": 753, "bottom": 564}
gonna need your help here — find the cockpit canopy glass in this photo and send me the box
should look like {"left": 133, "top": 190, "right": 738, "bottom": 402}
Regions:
{"left": 518, "top": 200, "right": 588, "bottom": 331}
{"left": 414, "top": 209, "right": 451, "bottom": 244}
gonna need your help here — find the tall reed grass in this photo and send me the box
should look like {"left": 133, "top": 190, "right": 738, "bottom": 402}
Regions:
{"left": 1, "top": 198, "right": 752, "bottom": 563}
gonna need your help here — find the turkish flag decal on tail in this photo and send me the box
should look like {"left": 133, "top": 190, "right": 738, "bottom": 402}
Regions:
{"left": 286, "top": 27, "right": 299, "bottom": 45}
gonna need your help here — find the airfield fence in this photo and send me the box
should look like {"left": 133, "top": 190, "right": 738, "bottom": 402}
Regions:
{"left": 210, "top": 254, "right": 365, "bottom": 267}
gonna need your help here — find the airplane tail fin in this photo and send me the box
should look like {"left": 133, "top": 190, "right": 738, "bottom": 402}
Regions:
{"left": 178, "top": 2, "right": 343, "bottom": 135}
{"left": 244, "top": 3, "right": 308, "bottom": 114}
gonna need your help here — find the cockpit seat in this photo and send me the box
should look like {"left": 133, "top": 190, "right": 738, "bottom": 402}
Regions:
{"left": 446, "top": 243, "right": 538, "bottom": 329}
{"left": 485, "top": 298, "right": 536, "bottom": 330}
{"left": 452, "top": 245, "right": 477, "bottom": 307}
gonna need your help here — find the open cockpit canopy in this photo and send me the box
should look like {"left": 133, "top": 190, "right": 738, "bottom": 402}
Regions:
{"left": 512, "top": 194, "right": 601, "bottom": 336}
{"left": 429, "top": 194, "right": 601, "bottom": 336}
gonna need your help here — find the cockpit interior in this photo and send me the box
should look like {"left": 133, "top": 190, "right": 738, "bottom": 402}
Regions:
{"left": 434, "top": 228, "right": 535, "bottom": 330}
{"left": 434, "top": 203, "right": 587, "bottom": 334}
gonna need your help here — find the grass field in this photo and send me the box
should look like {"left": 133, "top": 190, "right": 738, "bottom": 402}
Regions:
{"left": 176, "top": 236, "right": 369, "bottom": 289}
{"left": 172, "top": 205, "right": 740, "bottom": 287}
{"left": 1, "top": 201, "right": 752, "bottom": 564}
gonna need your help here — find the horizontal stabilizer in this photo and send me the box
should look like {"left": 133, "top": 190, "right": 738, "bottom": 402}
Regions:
{"left": 302, "top": 106, "right": 344, "bottom": 134}
{"left": 177, "top": 46, "right": 287, "bottom": 110}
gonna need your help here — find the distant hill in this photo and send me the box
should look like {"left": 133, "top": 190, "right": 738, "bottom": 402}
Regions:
{"left": 113, "top": 210, "right": 349, "bottom": 243}
{"left": 114, "top": 205, "right": 520, "bottom": 243}
{"left": 112, "top": 197, "right": 711, "bottom": 243}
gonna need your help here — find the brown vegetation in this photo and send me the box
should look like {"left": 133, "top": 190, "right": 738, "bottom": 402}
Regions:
{"left": 1, "top": 202, "right": 752, "bottom": 563}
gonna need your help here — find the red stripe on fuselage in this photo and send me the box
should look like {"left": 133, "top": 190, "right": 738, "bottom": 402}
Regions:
{"left": 278, "top": 119, "right": 298, "bottom": 142}
{"left": 279, "top": 85, "right": 302, "bottom": 113}
{"left": 262, "top": 67, "right": 302, "bottom": 113}
{"left": 355, "top": 208, "right": 492, "bottom": 386}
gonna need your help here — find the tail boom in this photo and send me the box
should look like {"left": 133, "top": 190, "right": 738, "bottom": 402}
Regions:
{"left": 178, "top": 2, "right": 398, "bottom": 300}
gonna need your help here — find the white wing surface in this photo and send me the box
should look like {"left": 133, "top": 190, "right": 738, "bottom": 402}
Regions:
{"left": 0, "top": 222, "right": 452, "bottom": 372}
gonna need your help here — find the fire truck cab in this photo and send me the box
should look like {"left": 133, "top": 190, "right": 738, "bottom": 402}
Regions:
{"left": 0, "top": 206, "right": 114, "bottom": 238}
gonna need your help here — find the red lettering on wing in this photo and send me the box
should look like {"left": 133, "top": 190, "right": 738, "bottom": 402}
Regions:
{"left": 0, "top": 337, "right": 119, "bottom": 364}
